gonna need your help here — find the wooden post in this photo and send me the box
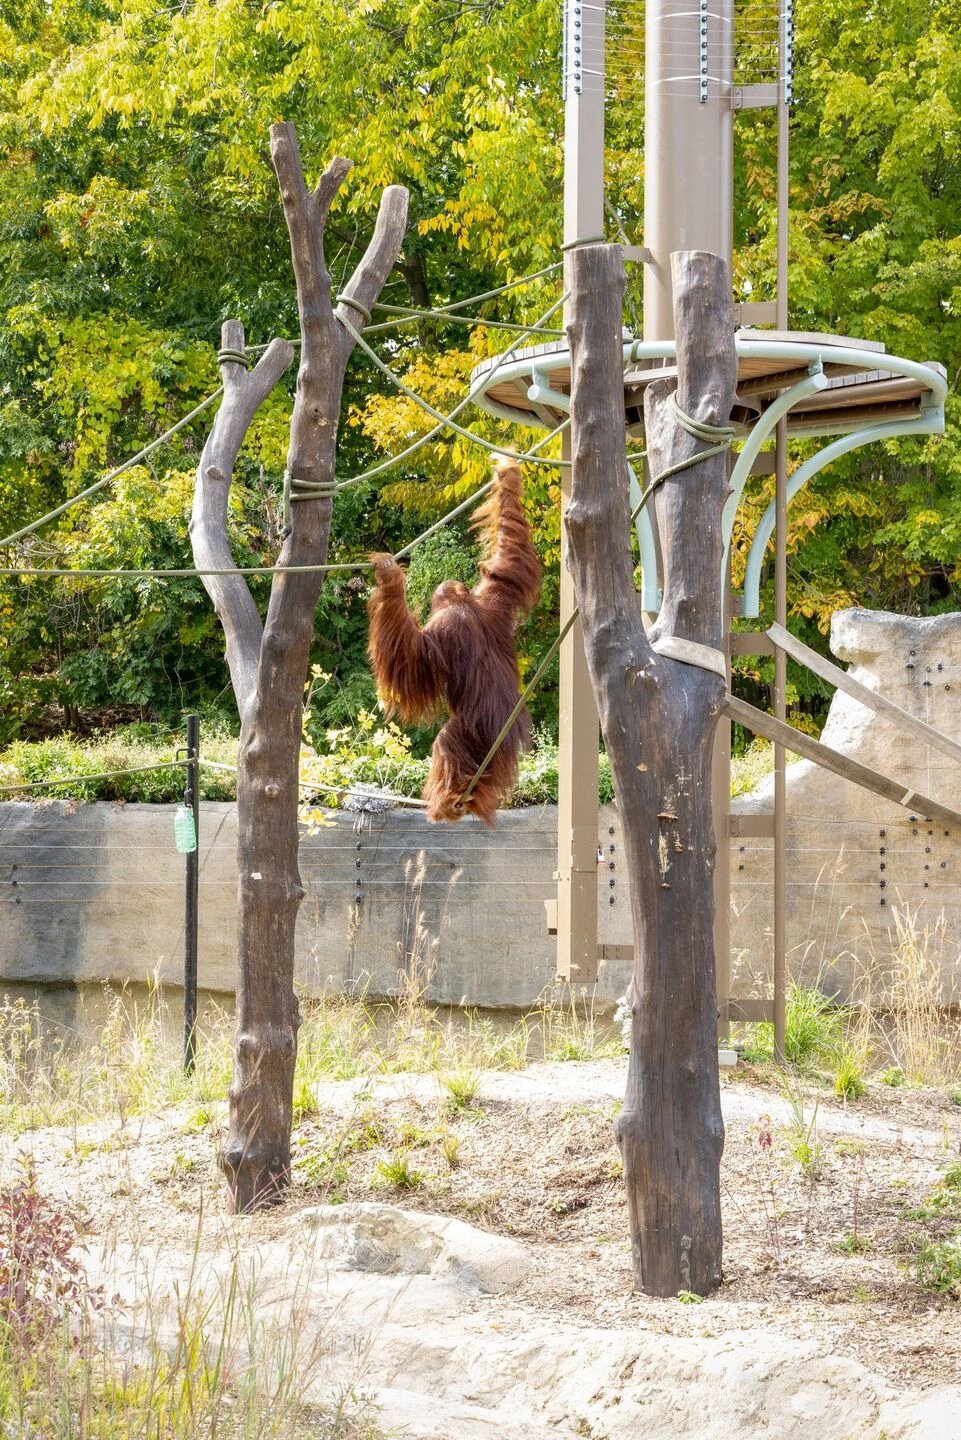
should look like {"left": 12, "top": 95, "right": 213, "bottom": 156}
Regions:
{"left": 565, "top": 243, "right": 735, "bottom": 1296}
{"left": 190, "top": 127, "right": 408, "bottom": 1212}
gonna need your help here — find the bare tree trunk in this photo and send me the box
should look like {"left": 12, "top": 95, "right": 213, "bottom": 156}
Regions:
{"left": 191, "top": 123, "right": 408, "bottom": 1213}
{"left": 564, "top": 243, "right": 736, "bottom": 1296}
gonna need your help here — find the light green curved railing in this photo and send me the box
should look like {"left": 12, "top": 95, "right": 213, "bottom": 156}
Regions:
{"left": 469, "top": 335, "right": 948, "bottom": 619}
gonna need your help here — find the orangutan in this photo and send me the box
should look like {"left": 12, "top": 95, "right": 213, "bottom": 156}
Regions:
{"left": 367, "top": 456, "right": 541, "bottom": 824}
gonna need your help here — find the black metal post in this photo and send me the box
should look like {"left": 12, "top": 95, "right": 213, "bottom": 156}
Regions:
{"left": 184, "top": 713, "right": 200, "bottom": 1073}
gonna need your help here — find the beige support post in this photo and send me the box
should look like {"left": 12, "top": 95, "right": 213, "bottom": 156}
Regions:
{"left": 713, "top": 557, "right": 733, "bottom": 1041}
{"left": 772, "top": 0, "right": 792, "bottom": 1065}
{"left": 643, "top": 0, "right": 735, "bottom": 340}
{"left": 556, "top": 431, "right": 601, "bottom": 985}
{"left": 643, "top": 0, "right": 735, "bottom": 1030}
{"left": 556, "top": 0, "right": 603, "bottom": 985}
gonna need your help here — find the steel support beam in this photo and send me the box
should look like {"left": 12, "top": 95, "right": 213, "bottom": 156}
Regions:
{"left": 556, "top": 0, "right": 603, "bottom": 985}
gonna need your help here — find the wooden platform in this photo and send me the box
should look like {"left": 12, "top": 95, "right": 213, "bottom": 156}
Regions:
{"left": 470, "top": 330, "right": 946, "bottom": 438}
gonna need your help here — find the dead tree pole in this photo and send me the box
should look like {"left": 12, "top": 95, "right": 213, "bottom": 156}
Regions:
{"left": 565, "top": 243, "right": 736, "bottom": 1296}
{"left": 191, "top": 124, "right": 408, "bottom": 1213}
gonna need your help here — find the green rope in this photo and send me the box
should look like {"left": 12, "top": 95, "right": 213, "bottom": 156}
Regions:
{"left": 336, "top": 287, "right": 572, "bottom": 488}
{"left": 243, "top": 261, "right": 567, "bottom": 355}
{"left": 365, "top": 307, "right": 565, "bottom": 338}
{"left": 282, "top": 472, "right": 338, "bottom": 533}
{"left": 0, "top": 388, "right": 224, "bottom": 549}
{"left": 336, "top": 294, "right": 372, "bottom": 325}
{"left": 560, "top": 235, "right": 606, "bottom": 251}
{"left": 652, "top": 394, "right": 736, "bottom": 486}
{"left": 0, "top": 758, "right": 191, "bottom": 795}
{"left": 0, "top": 424, "right": 570, "bottom": 582}
{"left": 217, "top": 348, "right": 250, "bottom": 369}
{"left": 337, "top": 304, "right": 575, "bottom": 471}
{"left": 198, "top": 756, "right": 428, "bottom": 807}
{"left": 2, "top": 265, "right": 567, "bottom": 551}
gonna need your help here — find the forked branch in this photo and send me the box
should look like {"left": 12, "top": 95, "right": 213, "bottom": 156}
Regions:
{"left": 190, "top": 319, "right": 294, "bottom": 716}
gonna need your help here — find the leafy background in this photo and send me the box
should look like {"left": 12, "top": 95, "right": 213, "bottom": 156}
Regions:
{"left": 0, "top": 0, "right": 959, "bottom": 756}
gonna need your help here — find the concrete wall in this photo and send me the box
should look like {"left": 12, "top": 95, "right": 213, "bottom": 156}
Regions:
{"left": 3, "top": 607, "right": 960, "bottom": 1010}
{"left": 0, "top": 797, "right": 635, "bottom": 1010}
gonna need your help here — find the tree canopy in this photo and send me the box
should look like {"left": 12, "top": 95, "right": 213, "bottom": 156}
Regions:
{"left": 1, "top": 0, "right": 959, "bottom": 740}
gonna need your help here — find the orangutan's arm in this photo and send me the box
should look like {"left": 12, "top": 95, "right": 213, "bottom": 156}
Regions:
{"left": 367, "top": 554, "right": 443, "bottom": 723}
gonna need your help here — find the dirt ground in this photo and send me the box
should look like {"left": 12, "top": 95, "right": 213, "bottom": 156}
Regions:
{"left": 5, "top": 1057, "right": 961, "bottom": 1395}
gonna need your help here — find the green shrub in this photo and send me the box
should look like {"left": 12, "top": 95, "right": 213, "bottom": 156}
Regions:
{"left": 915, "top": 1236, "right": 961, "bottom": 1298}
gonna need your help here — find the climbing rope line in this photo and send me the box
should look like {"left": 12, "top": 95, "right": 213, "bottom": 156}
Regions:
{"left": 0, "top": 758, "right": 192, "bottom": 795}
{"left": 0, "top": 388, "right": 225, "bottom": 550}
{"left": 1, "top": 263, "right": 566, "bottom": 550}
{"left": 364, "top": 306, "right": 565, "bottom": 338}
{"left": 335, "top": 287, "right": 572, "bottom": 489}
{"left": 241, "top": 262, "right": 565, "bottom": 356}
{"left": 0, "top": 419, "right": 568, "bottom": 581}
{"left": 197, "top": 757, "right": 428, "bottom": 808}
{"left": 337, "top": 306, "right": 575, "bottom": 472}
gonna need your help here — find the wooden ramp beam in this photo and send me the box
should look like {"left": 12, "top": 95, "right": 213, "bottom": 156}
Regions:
{"left": 767, "top": 621, "right": 961, "bottom": 768}
{"left": 722, "top": 694, "right": 961, "bottom": 831}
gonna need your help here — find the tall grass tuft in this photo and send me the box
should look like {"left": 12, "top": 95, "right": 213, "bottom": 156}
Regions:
{"left": 850, "top": 905, "right": 960, "bottom": 1086}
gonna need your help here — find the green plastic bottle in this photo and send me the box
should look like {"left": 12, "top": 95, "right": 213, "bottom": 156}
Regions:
{"left": 174, "top": 805, "right": 197, "bottom": 853}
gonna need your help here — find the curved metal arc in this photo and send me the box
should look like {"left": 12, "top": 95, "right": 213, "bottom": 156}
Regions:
{"left": 741, "top": 410, "right": 945, "bottom": 619}
{"left": 628, "top": 462, "right": 661, "bottom": 613}
{"left": 721, "top": 362, "right": 828, "bottom": 552}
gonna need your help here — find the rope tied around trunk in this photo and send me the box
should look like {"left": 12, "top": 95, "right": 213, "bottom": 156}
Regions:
{"left": 282, "top": 472, "right": 339, "bottom": 534}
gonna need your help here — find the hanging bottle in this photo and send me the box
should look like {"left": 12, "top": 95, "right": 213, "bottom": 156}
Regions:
{"left": 174, "top": 804, "right": 197, "bottom": 853}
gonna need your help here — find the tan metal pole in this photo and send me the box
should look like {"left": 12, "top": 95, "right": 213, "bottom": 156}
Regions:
{"left": 773, "top": 0, "right": 792, "bottom": 1065}
{"left": 556, "top": 0, "right": 603, "bottom": 985}
{"left": 643, "top": 0, "right": 735, "bottom": 340}
{"left": 644, "top": 0, "right": 735, "bottom": 1031}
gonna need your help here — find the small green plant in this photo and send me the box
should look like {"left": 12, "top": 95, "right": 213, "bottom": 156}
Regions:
{"left": 735, "top": 982, "right": 843, "bottom": 1071}
{"left": 951, "top": 1090, "right": 961, "bottom": 1107}
{"left": 606, "top": 1153, "right": 624, "bottom": 1181}
{"left": 676, "top": 1289, "right": 704, "bottom": 1304}
{"left": 882, "top": 1068, "right": 906, "bottom": 1088}
{"left": 833, "top": 1138, "right": 869, "bottom": 1158}
{"left": 374, "top": 1152, "right": 424, "bottom": 1190}
{"left": 441, "top": 1132, "right": 461, "bottom": 1170}
{"left": 833, "top": 1232, "right": 873, "bottom": 1254}
{"left": 440, "top": 1068, "right": 482, "bottom": 1113}
{"left": 833, "top": 1045, "right": 867, "bottom": 1099}
{"left": 781, "top": 1077, "right": 822, "bottom": 1176}
{"left": 904, "top": 1164, "right": 961, "bottom": 1222}
{"left": 914, "top": 1235, "right": 961, "bottom": 1298}
{"left": 784, "top": 984, "right": 842, "bottom": 1068}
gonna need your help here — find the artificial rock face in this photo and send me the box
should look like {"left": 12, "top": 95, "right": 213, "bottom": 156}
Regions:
{"left": 730, "top": 607, "right": 961, "bottom": 1003}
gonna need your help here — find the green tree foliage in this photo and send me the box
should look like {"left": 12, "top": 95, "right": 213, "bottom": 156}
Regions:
{"left": 0, "top": 0, "right": 566, "bottom": 735}
{"left": 1, "top": 0, "right": 960, "bottom": 743}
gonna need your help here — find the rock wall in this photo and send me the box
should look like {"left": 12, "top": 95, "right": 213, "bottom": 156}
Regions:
{"left": 731, "top": 608, "right": 961, "bottom": 1003}
{"left": 3, "top": 607, "right": 960, "bottom": 1011}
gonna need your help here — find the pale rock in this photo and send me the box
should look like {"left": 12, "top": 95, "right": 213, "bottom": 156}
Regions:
{"left": 731, "top": 607, "right": 961, "bottom": 999}
{"left": 302, "top": 1201, "right": 530, "bottom": 1294}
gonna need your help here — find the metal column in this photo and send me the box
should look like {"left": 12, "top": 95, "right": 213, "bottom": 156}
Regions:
{"left": 644, "top": 0, "right": 735, "bottom": 1025}
{"left": 556, "top": 0, "right": 604, "bottom": 985}
{"left": 643, "top": 0, "right": 735, "bottom": 340}
{"left": 183, "top": 712, "right": 200, "bottom": 1072}
{"left": 773, "top": 0, "right": 793, "bottom": 1062}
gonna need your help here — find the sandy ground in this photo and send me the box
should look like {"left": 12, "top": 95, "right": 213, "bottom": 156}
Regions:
{"left": 5, "top": 1058, "right": 961, "bottom": 1395}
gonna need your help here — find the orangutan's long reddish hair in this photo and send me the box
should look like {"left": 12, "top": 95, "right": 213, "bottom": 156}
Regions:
{"left": 367, "top": 457, "right": 541, "bottom": 824}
